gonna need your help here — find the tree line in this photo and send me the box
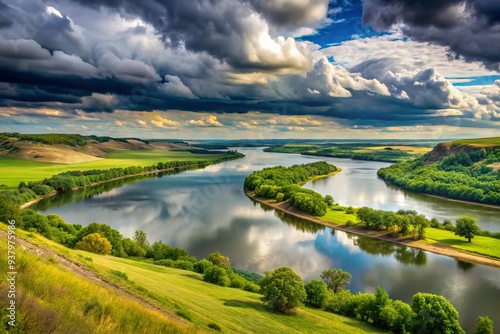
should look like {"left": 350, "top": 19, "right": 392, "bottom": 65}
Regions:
{"left": 244, "top": 161, "right": 337, "bottom": 216}
{"left": 6, "top": 151, "right": 244, "bottom": 206}
{"left": 377, "top": 148, "right": 500, "bottom": 205}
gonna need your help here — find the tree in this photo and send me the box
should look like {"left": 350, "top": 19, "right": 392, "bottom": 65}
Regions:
{"left": 304, "top": 279, "right": 328, "bottom": 308}
{"left": 75, "top": 233, "right": 112, "bottom": 255}
{"left": 320, "top": 268, "right": 351, "bottom": 293}
{"left": 411, "top": 293, "right": 464, "bottom": 334}
{"left": 260, "top": 267, "right": 306, "bottom": 312}
{"left": 0, "top": 193, "right": 22, "bottom": 228}
{"left": 455, "top": 216, "right": 480, "bottom": 242}
{"left": 133, "top": 230, "right": 150, "bottom": 250}
{"left": 475, "top": 316, "right": 494, "bottom": 334}
{"left": 324, "top": 195, "right": 334, "bottom": 207}
{"left": 372, "top": 286, "right": 390, "bottom": 327}
{"left": 208, "top": 251, "right": 231, "bottom": 268}
{"left": 194, "top": 259, "right": 213, "bottom": 274}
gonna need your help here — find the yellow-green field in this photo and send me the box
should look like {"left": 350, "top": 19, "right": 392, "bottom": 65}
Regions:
{"left": 0, "top": 150, "right": 227, "bottom": 188}
{"left": 424, "top": 229, "right": 500, "bottom": 259}
{"left": 447, "top": 137, "right": 500, "bottom": 147}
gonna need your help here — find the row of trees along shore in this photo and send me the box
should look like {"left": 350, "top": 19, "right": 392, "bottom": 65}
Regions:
{"left": 377, "top": 148, "right": 500, "bottom": 205}
{"left": 2, "top": 151, "right": 244, "bottom": 206}
{"left": 0, "top": 202, "right": 494, "bottom": 333}
{"left": 244, "top": 161, "right": 499, "bottom": 243}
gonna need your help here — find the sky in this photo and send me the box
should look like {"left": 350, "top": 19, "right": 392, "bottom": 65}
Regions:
{"left": 0, "top": 0, "right": 499, "bottom": 139}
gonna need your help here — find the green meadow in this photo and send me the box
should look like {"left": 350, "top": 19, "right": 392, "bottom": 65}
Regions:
{"left": 424, "top": 228, "right": 500, "bottom": 259}
{"left": 0, "top": 150, "right": 227, "bottom": 189}
{"left": 0, "top": 225, "right": 385, "bottom": 334}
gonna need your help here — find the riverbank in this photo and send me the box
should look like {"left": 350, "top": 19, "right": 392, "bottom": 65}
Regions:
{"left": 245, "top": 191, "right": 500, "bottom": 269}
{"left": 20, "top": 155, "right": 243, "bottom": 209}
{"left": 381, "top": 179, "right": 500, "bottom": 210}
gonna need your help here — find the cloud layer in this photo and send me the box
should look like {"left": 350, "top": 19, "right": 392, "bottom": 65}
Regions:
{"left": 0, "top": 0, "right": 498, "bottom": 138}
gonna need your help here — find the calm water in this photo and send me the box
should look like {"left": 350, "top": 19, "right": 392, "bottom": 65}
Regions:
{"left": 34, "top": 148, "right": 500, "bottom": 332}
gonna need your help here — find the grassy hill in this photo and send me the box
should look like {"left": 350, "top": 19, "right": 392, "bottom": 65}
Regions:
{"left": 377, "top": 137, "right": 500, "bottom": 205}
{"left": 0, "top": 224, "right": 384, "bottom": 334}
{"left": 0, "top": 133, "right": 233, "bottom": 189}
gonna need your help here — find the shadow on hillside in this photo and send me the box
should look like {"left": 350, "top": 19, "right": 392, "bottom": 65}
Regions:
{"left": 222, "top": 299, "right": 263, "bottom": 310}
{"left": 180, "top": 273, "right": 202, "bottom": 280}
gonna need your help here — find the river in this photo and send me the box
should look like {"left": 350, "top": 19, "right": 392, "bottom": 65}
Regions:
{"left": 33, "top": 148, "right": 500, "bottom": 333}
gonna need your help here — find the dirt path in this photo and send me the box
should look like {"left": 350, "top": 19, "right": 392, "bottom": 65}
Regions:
{"left": 246, "top": 192, "right": 500, "bottom": 269}
{"left": 0, "top": 230, "right": 185, "bottom": 324}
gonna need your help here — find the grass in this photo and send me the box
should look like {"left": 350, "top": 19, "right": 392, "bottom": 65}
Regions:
{"left": 0, "top": 234, "right": 196, "bottom": 333}
{"left": 321, "top": 207, "right": 357, "bottom": 225}
{"left": 424, "top": 229, "right": 500, "bottom": 259}
{"left": 1, "top": 224, "right": 385, "bottom": 334}
{"left": 363, "top": 146, "right": 432, "bottom": 154}
{"left": 447, "top": 137, "right": 500, "bottom": 147}
{"left": 0, "top": 150, "right": 227, "bottom": 188}
{"left": 85, "top": 254, "right": 385, "bottom": 334}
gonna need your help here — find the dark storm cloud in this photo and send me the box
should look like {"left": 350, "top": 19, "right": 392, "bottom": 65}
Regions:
{"left": 71, "top": 0, "right": 310, "bottom": 71}
{"left": 246, "top": 0, "right": 329, "bottom": 26}
{"left": 362, "top": 0, "right": 500, "bottom": 71}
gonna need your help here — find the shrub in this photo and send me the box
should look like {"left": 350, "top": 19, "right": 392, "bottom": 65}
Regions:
{"left": 345, "top": 206, "right": 355, "bottom": 214}
{"left": 243, "top": 282, "right": 260, "bottom": 293}
{"left": 173, "top": 260, "right": 195, "bottom": 271}
{"left": 208, "top": 322, "right": 221, "bottom": 331}
{"left": 175, "top": 310, "right": 192, "bottom": 321}
{"left": 229, "top": 274, "right": 246, "bottom": 289}
{"left": 194, "top": 259, "right": 213, "bottom": 273}
{"left": 203, "top": 266, "right": 231, "bottom": 287}
{"left": 305, "top": 279, "right": 329, "bottom": 308}
{"left": 75, "top": 233, "right": 112, "bottom": 255}
{"left": 154, "top": 259, "right": 174, "bottom": 267}
{"left": 345, "top": 220, "right": 355, "bottom": 227}
{"left": 326, "top": 290, "right": 357, "bottom": 317}
{"left": 31, "top": 184, "right": 53, "bottom": 195}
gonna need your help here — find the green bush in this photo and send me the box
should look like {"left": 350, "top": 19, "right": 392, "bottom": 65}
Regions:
{"left": 305, "top": 279, "right": 329, "bottom": 308}
{"left": 203, "top": 266, "right": 231, "bottom": 287}
{"left": 243, "top": 282, "right": 260, "bottom": 293}
{"left": 208, "top": 322, "right": 221, "bottom": 331}
{"left": 260, "top": 267, "right": 306, "bottom": 312}
{"left": 173, "top": 260, "right": 195, "bottom": 271}
{"left": 154, "top": 259, "right": 174, "bottom": 267}
{"left": 194, "top": 259, "right": 213, "bottom": 273}
{"left": 229, "top": 274, "right": 246, "bottom": 289}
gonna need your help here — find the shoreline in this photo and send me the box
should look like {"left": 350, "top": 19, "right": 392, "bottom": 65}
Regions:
{"left": 380, "top": 178, "right": 500, "bottom": 210}
{"left": 20, "top": 155, "right": 242, "bottom": 209}
{"left": 245, "top": 191, "right": 500, "bottom": 269}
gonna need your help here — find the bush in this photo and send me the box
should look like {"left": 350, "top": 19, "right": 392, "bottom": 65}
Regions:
{"left": 208, "top": 323, "right": 221, "bottom": 331}
{"left": 203, "top": 266, "right": 231, "bottom": 287}
{"left": 154, "top": 259, "right": 174, "bottom": 267}
{"left": 194, "top": 259, "right": 213, "bottom": 273}
{"left": 229, "top": 274, "right": 247, "bottom": 289}
{"left": 243, "top": 282, "right": 260, "bottom": 293}
{"left": 305, "top": 279, "right": 329, "bottom": 308}
{"left": 260, "top": 267, "right": 306, "bottom": 312}
{"left": 325, "top": 290, "right": 357, "bottom": 317}
{"left": 173, "top": 260, "right": 195, "bottom": 271}
{"left": 345, "top": 220, "right": 355, "bottom": 227}
{"left": 75, "top": 233, "right": 112, "bottom": 255}
{"left": 175, "top": 310, "right": 192, "bottom": 321}
{"left": 345, "top": 206, "right": 355, "bottom": 214}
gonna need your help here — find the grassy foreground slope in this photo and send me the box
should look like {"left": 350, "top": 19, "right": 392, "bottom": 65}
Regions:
{"left": 0, "top": 224, "right": 384, "bottom": 334}
{"left": 0, "top": 150, "right": 228, "bottom": 189}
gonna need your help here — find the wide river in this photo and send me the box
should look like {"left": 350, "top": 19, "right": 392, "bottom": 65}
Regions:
{"left": 34, "top": 148, "right": 500, "bottom": 333}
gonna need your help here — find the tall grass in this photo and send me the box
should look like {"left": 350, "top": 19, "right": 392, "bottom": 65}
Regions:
{"left": 0, "top": 241, "right": 196, "bottom": 334}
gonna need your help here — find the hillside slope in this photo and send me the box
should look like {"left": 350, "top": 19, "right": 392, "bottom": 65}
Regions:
{"left": 377, "top": 137, "right": 500, "bottom": 205}
{"left": 0, "top": 224, "right": 384, "bottom": 334}
{"left": 0, "top": 133, "right": 190, "bottom": 164}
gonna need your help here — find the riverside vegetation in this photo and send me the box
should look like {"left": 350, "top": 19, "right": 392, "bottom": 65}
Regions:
{"left": 244, "top": 161, "right": 500, "bottom": 262}
{"left": 377, "top": 138, "right": 500, "bottom": 205}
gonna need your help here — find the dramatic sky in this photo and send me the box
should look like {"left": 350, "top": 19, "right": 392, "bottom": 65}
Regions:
{"left": 0, "top": 0, "right": 499, "bottom": 139}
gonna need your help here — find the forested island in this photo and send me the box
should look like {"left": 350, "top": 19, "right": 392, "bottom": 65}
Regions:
{"left": 377, "top": 138, "right": 500, "bottom": 205}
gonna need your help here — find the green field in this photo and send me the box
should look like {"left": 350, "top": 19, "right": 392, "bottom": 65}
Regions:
{"left": 0, "top": 150, "right": 227, "bottom": 188}
{"left": 424, "top": 229, "right": 500, "bottom": 259}
{"left": 1, "top": 225, "right": 384, "bottom": 334}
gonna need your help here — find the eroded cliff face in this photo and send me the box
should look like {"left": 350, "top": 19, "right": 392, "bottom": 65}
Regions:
{"left": 425, "top": 143, "right": 487, "bottom": 164}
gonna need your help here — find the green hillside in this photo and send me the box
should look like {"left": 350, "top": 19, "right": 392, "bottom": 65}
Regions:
{"left": 377, "top": 137, "right": 500, "bottom": 205}
{"left": 0, "top": 224, "right": 384, "bottom": 334}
